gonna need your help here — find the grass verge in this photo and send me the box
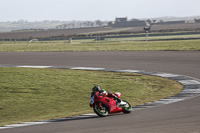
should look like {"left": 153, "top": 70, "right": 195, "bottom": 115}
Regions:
{"left": 0, "top": 39, "right": 200, "bottom": 52}
{"left": 0, "top": 67, "right": 183, "bottom": 126}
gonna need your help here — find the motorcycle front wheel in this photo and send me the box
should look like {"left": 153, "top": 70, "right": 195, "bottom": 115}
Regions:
{"left": 93, "top": 103, "right": 109, "bottom": 117}
{"left": 121, "top": 100, "right": 132, "bottom": 113}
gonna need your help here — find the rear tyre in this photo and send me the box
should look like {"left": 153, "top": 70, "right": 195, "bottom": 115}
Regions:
{"left": 93, "top": 103, "right": 108, "bottom": 117}
{"left": 121, "top": 100, "right": 132, "bottom": 114}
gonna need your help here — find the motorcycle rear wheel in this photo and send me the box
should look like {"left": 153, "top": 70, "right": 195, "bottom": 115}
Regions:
{"left": 121, "top": 100, "right": 132, "bottom": 113}
{"left": 93, "top": 103, "right": 109, "bottom": 117}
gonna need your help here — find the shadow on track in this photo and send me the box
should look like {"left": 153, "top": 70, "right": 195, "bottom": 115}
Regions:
{"left": 47, "top": 113, "right": 125, "bottom": 123}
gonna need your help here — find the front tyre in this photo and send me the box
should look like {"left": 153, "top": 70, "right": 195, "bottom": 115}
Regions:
{"left": 121, "top": 100, "right": 132, "bottom": 114}
{"left": 93, "top": 103, "right": 108, "bottom": 117}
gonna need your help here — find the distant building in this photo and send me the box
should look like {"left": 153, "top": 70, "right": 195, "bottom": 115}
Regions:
{"left": 194, "top": 19, "right": 200, "bottom": 23}
{"left": 108, "top": 17, "right": 146, "bottom": 27}
{"left": 185, "top": 20, "right": 195, "bottom": 23}
{"left": 115, "top": 17, "right": 128, "bottom": 22}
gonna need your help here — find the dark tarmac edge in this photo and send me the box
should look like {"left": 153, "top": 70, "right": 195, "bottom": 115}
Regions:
{"left": 0, "top": 65, "right": 200, "bottom": 130}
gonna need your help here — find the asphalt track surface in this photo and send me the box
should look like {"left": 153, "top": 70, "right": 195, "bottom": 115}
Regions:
{"left": 0, "top": 51, "right": 200, "bottom": 133}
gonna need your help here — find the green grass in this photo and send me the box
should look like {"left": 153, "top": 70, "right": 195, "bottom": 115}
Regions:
{"left": 0, "top": 67, "right": 183, "bottom": 126}
{"left": 104, "top": 34, "right": 200, "bottom": 42}
{"left": 0, "top": 39, "right": 200, "bottom": 52}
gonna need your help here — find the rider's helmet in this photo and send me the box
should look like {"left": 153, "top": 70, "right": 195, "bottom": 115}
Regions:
{"left": 92, "top": 85, "right": 100, "bottom": 92}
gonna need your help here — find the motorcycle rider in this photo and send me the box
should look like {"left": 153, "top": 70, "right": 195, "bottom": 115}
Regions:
{"left": 90, "top": 86, "right": 132, "bottom": 116}
{"left": 90, "top": 85, "right": 101, "bottom": 106}
{"left": 90, "top": 85, "right": 121, "bottom": 106}
{"left": 90, "top": 86, "right": 104, "bottom": 102}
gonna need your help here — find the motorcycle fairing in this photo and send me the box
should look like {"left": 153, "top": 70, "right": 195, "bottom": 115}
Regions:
{"left": 96, "top": 97, "right": 123, "bottom": 113}
{"left": 113, "top": 92, "right": 121, "bottom": 98}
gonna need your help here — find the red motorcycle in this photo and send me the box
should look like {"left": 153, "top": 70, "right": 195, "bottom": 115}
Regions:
{"left": 90, "top": 91, "right": 132, "bottom": 117}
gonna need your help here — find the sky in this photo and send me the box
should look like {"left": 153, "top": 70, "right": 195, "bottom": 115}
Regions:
{"left": 1, "top": 0, "right": 200, "bottom": 22}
